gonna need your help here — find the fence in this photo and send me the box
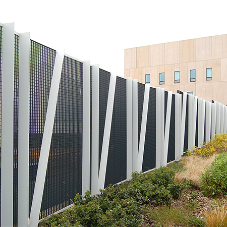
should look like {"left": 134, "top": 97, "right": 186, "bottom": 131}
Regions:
{"left": 0, "top": 22, "right": 227, "bottom": 227}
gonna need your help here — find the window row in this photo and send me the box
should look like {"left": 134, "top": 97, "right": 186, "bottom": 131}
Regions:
{"left": 145, "top": 68, "right": 212, "bottom": 85}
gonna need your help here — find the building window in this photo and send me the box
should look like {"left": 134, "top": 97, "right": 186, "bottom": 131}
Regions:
{"left": 187, "top": 92, "right": 193, "bottom": 95}
{"left": 159, "top": 72, "right": 165, "bottom": 84}
{"left": 206, "top": 68, "right": 212, "bottom": 80}
{"left": 174, "top": 71, "right": 180, "bottom": 83}
{"left": 190, "top": 69, "right": 196, "bottom": 82}
{"left": 145, "top": 74, "right": 150, "bottom": 83}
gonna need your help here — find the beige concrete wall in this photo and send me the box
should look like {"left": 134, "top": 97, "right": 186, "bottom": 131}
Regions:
{"left": 124, "top": 34, "right": 227, "bottom": 105}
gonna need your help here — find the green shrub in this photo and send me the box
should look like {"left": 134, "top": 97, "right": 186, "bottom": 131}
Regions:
{"left": 200, "top": 153, "right": 227, "bottom": 197}
{"left": 168, "top": 181, "right": 183, "bottom": 199}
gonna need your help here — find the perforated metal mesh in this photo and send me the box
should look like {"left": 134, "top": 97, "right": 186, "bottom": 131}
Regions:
{"left": 105, "top": 76, "right": 127, "bottom": 187}
{"left": 29, "top": 40, "right": 56, "bottom": 219}
{"left": 138, "top": 83, "right": 145, "bottom": 146}
{"left": 99, "top": 69, "right": 110, "bottom": 168}
{"left": 40, "top": 56, "right": 83, "bottom": 218}
{"left": 143, "top": 87, "right": 156, "bottom": 172}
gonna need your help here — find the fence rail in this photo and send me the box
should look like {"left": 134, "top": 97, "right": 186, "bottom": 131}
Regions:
{"left": 0, "top": 22, "right": 227, "bottom": 227}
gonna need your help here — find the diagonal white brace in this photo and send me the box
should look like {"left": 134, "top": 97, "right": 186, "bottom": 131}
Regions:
{"left": 180, "top": 92, "right": 187, "bottom": 155}
{"left": 98, "top": 73, "right": 116, "bottom": 190}
{"left": 162, "top": 91, "right": 172, "bottom": 167}
{"left": 137, "top": 84, "right": 150, "bottom": 172}
{"left": 29, "top": 51, "right": 64, "bottom": 227}
{"left": 1, "top": 22, "right": 14, "bottom": 227}
{"left": 18, "top": 32, "right": 30, "bottom": 227}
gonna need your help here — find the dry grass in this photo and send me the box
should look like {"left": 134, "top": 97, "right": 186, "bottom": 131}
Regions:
{"left": 204, "top": 205, "right": 227, "bottom": 227}
{"left": 175, "top": 154, "right": 217, "bottom": 187}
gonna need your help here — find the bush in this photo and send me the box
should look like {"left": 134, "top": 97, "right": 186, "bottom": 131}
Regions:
{"left": 40, "top": 166, "right": 182, "bottom": 226}
{"left": 168, "top": 182, "right": 183, "bottom": 199}
{"left": 200, "top": 153, "right": 227, "bottom": 197}
{"left": 189, "top": 133, "right": 227, "bottom": 157}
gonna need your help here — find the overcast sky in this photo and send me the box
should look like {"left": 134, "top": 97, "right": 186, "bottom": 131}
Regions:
{"left": 0, "top": 0, "right": 226, "bottom": 76}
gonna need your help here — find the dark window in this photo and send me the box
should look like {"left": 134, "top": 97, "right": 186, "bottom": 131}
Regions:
{"left": 190, "top": 69, "right": 196, "bottom": 82}
{"left": 145, "top": 74, "right": 150, "bottom": 83}
{"left": 174, "top": 71, "right": 180, "bottom": 83}
{"left": 206, "top": 68, "right": 212, "bottom": 80}
{"left": 159, "top": 72, "right": 165, "bottom": 84}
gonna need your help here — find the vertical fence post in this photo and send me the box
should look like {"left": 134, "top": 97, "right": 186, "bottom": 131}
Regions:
{"left": 198, "top": 98, "right": 205, "bottom": 148}
{"left": 205, "top": 101, "right": 211, "bottom": 143}
{"left": 175, "top": 93, "right": 181, "bottom": 161}
{"left": 29, "top": 51, "right": 64, "bottom": 227}
{"left": 1, "top": 22, "right": 14, "bottom": 227}
{"left": 82, "top": 60, "right": 91, "bottom": 196}
{"left": 216, "top": 102, "right": 220, "bottom": 135}
{"left": 126, "top": 77, "right": 133, "bottom": 179}
{"left": 211, "top": 102, "right": 216, "bottom": 138}
{"left": 156, "top": 87, "right": 164, "bottom": 168}
{"left": 180, "top": 92, "right": 187, "bottom": 155}
{"left": 98, "top": 73, "right": 116, "bottom": 190}
{"left": 137, "top": 84, "right": 150, "bottom": 172}
{"left": 91, "top": 64, "right": 99, "bottom": 196}
{"left": 132, "top": 80, "right": 138, "bottom": 172}
{"left": 188, "top": 95, "right": 197, "bottom": 150}
{"left": 18, "top": 32, "right": 30, "bottom": 227}
{"left": 163, "top": 91, "right": 172, "bottom": 166}
{"left": 224, "top": 105, "right": 227, "bottom": 133}
{"left": 220, "top": 104, "right": 224, "bottom": 133}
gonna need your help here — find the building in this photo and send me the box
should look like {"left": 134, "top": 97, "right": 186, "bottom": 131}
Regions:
{"left": 124, "top": 34, "right": 227, "bottom": 105}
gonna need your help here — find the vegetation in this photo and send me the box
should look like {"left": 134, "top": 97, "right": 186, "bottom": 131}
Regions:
{"left": 39, "top": 133, "right": 227, "bottom": 226}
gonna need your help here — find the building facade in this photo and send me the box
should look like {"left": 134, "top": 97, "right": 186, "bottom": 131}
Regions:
{"left": 124, "top": 34, "right": 227, "bottom": 104}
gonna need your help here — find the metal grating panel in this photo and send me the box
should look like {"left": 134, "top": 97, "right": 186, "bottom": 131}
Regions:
{"left": 29, "top": 40, "right": 56, "bottom": 218}
{"left": 143, "top": 87, "right": 156, "bottom": 172}
{"left": 105, "top": 77, "right": 126, "bottom": 187}
{"left": 40, "top": 56, "right": 83, "bottom": 218}
{"left": 167, "top": 94, "right": 175, "bottom": 162}
{"left": 99, "top": 69, "right": 110, "bottom": 168}
{"left": 138, "top": 83, "right": 145, "bottom": 147}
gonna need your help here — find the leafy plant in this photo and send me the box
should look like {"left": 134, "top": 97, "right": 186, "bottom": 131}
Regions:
{"left": 188, "top": 216, "right": 206, "bottom": 227}
{"left": 200, "top": 152, "right": 227, "bottom": 197}
{"left": 167, "top": 181, "right": 183, "bottom": 199}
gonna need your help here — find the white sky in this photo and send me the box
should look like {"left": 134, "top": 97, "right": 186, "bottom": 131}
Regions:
{"left": 0, "top": 0, "right": 226, "bottom": 76}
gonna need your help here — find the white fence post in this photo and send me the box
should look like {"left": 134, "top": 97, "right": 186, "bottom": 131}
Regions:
{"left": 18, "top": 32, "right": 30, "bottom": 227}
{"left": 82, "top": 60, "right": 91, "bottom": 196}
{"left": 216, "top": 102, "right": 220, "bottom": 135}
{"left": 156, "top": 87, "right": 164, "bottom": 168}
{"left": 205, "top": 101, "right": 211, "bottom": 143}
{"left": 91, "top": 64, "right": 99, "bottom": 196}
{"left": 198, "top": 98, "right": 205, "bottom": 148}
{"left": 126, "top": 77, "right": 133, "bottom": 179}
{"left": 175, "top": 94, "right": 181, "bottom": 161}
{"left": 211, "top": 102, "right": 216, "bottom": 138}
{"left": 180, "top": 92, "right": 187, "bottom": 155}
{"left": 1, "top": 22, "right": 14, "bottom": 227}
{"left": 132, "top": 80, "right": 138, "bottom": 172}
